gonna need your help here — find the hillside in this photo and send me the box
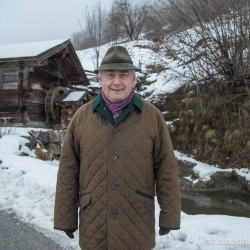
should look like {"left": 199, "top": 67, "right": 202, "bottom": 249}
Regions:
{"left": 77, "top": 38, "right": 249, "bottom": 162}
{"left": 77, "top": 35, "right": 250, "bottom": 193}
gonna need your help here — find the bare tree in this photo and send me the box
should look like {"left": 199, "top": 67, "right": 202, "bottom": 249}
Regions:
{"left": 71, "top": 31, "right": 93, "bottom": 50}
{"left": 104, "top": 5, "right": 122, "bottom": 44}
{"left": 111, "top": 0, "right": 148, "bottom": 41}
{"left": 79, "top": 1, "right": 107, "bottom": 68}
{"left": 149, "top": 0, "right": 193, "bottom": 37}
{"left": 160, "top": 0, "right": 250, "bottom": 95}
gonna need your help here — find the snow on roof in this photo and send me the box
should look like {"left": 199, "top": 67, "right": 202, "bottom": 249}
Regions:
{"left": 62, "top": 91, "right": 86, "bottom": 102}
{"left": 0, "top": 39, "right": 68, "bottom": 59}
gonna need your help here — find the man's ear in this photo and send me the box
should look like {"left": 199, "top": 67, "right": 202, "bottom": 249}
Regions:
{"left": 98, "top": 75, "right": 102, "bottom": 84}
{"left": 133, "top": 75, "right": 137, "bottom": 84}
{"left": 133, "top": 75, "right": 136, "bottom": 83}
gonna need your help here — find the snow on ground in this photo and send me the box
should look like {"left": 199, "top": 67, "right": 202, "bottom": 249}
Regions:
{"left": 174, "top": 151, "right": 250, "bottom": 184}
{"left": 0, "top": 128, "right": 250, "bottom": 250}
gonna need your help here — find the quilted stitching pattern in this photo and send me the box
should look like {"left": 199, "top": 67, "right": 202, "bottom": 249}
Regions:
{"left": 54, "top": 100, "right": 181, "bottom": 250}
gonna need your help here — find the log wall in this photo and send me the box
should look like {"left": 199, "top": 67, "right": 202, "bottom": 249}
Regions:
{"left": 0, "top": 67, "right": 51, "bottom": 125}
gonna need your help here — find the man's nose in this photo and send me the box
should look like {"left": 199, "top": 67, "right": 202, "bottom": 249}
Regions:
{"left": 112, "top": 74, "right": 122, "bottom": 84}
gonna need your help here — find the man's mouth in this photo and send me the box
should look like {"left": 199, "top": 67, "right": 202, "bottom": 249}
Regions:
{"left": 111, "top": 89, "right": 123, "bottom": 91}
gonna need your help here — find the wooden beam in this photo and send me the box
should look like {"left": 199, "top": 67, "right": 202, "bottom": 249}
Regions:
{"left": 30, "top": 71, "right": 57, "bottom": 83}
{"left": 0, "top": 59, "right": 48, "bottom": 68}
{"left": 64, "top": 76, "right": 84, "bottom": 82}
{"left": 53, "top": 57, "right": 66, "bottom": 79}
{"left": 38, "top": 66, "right": 64, "bottom": 79}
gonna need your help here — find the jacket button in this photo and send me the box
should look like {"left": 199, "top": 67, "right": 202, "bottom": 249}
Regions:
{"left": 111, "top": 212, "right": 117, "bottom": 218}
{"left": 111, "top": 184, "right": 119, "bottom": 190}
{"left": 112, "top": 155, "right": 118, "bottom": 161}
{"left": 112, "top": 127, "right": 119, "bottom": 133}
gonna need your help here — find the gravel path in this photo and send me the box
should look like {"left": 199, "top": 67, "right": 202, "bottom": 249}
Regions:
{"left": 0, "top": 210, "right": 64, "bottom": 250}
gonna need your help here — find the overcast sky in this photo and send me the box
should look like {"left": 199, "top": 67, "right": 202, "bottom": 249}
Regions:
{"left": 0, "top": 0, "right": 114, "bottom": 46}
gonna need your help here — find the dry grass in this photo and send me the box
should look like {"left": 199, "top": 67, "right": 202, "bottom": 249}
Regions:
{"left": 155, "top": 83, "right": 250, "bottom": 169}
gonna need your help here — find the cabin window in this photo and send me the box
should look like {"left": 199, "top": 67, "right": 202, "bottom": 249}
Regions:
{"left": 3, "top": 82, "right": 18, "bottom": 89}
{"left": 0, "top": 68, "right": 18, "bottom": 89}
{"left": 0, "top": 69, "right": 2, "bottom": 87}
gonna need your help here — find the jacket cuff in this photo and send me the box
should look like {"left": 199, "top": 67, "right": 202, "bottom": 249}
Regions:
{"left": 159, "top": 225, "right": 180, "bottom": 231}
{"left": 54, "top": 227, "right": 78, "bottom": 233}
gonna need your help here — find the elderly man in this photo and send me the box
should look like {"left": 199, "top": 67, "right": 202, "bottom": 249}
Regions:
{"left": 54, "top": 45, "right": 181, "bottom": 250}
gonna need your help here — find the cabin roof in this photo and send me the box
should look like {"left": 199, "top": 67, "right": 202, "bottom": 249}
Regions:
{"left": 57, "top": 91, "right": 88, "bottom": 103}
{"left": 0, "top": 39, "right": 69, "bottom": 60}
{"left": 0, "top": 39, "right": 89, "bottom": 85}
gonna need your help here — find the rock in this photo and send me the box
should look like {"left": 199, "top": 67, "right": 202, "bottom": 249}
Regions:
{"left": 47, "top": 130, "right": 60, "bottom": 143}
{"left": 35, "top": 148, "right": 49, "bottom": 161}
{"left": 35, "top": 131, "right": 50, "bottom": 145}
{"left": 46, "top": 143, "right": 61, "bottom": 160}
{"left": 35, "top": 130, "right": 60, "bottom": 145}
{"left": 21, "top": 129, "right": 65, "bottom": 161}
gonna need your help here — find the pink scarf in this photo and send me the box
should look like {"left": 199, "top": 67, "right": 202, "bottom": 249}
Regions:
{"left": 102, "top": 90, "right": 135, "bottom": 120}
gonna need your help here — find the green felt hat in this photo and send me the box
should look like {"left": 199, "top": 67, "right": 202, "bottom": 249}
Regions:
{"left": 94, "top": 45, "right": 141, "bottom": 73}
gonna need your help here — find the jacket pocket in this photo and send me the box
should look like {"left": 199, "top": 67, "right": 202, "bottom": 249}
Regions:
{"left": 135, "top": 190, "right": 154, "bottom": 200}
{"left": 80, "top": 193, "right": 91, "bottom": 209}
{"left": 135, "top": 190, "right": 154, "bottom": 209}
{"left": 134, "top": 190, "right": 155, "bottom": 236}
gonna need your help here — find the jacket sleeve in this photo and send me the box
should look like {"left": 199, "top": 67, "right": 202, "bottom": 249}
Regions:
{"left": 153, "top": 112, "right": 181, "bottom": 231}
{"left": 54, "top": 118, "right": 80, "bottom": 232}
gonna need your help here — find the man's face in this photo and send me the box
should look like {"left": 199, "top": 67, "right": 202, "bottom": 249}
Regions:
{"left": 99, "top": 70, "right": 136, "bottom": 103}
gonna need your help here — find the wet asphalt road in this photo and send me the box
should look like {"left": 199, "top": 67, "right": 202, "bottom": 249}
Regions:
{"left": 0, "top": 210, "right": 64, "bottom": 250}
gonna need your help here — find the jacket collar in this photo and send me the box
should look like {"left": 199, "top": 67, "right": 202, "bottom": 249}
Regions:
{"left": 92, "top": 92, "right": 142, "bottom": 112}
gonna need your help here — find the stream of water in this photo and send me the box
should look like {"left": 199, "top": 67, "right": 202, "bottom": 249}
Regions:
{"left": 181, "top": 191, "right": 250, "bottom": 218}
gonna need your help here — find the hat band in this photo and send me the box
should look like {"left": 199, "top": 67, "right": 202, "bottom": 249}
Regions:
{"left": 102, "top": 59, "right": 133, "bottom": 65}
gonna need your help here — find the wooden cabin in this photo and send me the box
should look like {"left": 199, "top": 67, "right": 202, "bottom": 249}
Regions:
{"left": 0, "top": 39, "right": 89, "bottom": 127}
{"left": 57, "top": 90, "right": 90, "bottom": 128}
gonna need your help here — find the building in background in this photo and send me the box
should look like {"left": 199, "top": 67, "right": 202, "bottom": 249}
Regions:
{"left": 0, "top": 39, "right": 89, "bottom": 127}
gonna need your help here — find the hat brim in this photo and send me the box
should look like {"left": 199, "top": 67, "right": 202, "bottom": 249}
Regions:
{"left": 94, "top": 63, "right": 141, "bottom": 73}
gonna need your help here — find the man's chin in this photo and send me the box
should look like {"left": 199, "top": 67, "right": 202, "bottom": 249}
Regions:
{"left": 109, "top": 93, "right": 126, "bottom": 102}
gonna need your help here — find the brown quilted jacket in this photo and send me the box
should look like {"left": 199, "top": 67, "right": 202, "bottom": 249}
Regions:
{"left": 54, "top": 93, "right": 181, "bottom": 250}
